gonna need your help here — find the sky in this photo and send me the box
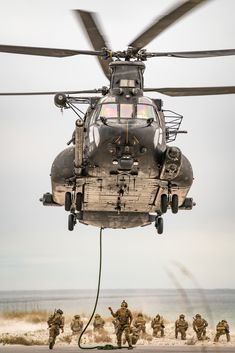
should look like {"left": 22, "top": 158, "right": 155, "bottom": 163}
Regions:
{"left": 0, "top": 0, "right": 235, "bottom": 291}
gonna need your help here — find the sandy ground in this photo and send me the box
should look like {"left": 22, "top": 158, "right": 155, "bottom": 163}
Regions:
{"left": 0, "top": 317, "right": 234, "bottom": 349}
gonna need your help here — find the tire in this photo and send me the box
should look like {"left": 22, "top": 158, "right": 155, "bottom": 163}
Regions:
{"left": 171, "top": 194, "right": 179, "bottom": 214}
{"left": 64, "top": 192, "right": 72, "bottom": 212}
{"left": 157, "top": 217, "right": 164, "bottom": 234}
{"left": 160, "top": 194, "right": 168, "bottom": 213}
{"left": 68, "top": 214, "right": 75, "bottom": 231}
{"left": 76, "top": 192, "right": 83, "bottom": 211}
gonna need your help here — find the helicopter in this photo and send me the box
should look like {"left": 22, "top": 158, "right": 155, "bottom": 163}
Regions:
{"left": 1, "top": 0, "right": 235, "bottom": 233}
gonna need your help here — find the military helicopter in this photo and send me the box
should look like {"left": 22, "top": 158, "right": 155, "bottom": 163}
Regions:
{"left": 1, "top": 0, "right": 235, "bottom": 233}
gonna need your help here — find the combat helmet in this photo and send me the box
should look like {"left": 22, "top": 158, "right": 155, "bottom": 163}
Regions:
{"left": 137, "top": 313, "right": 143, "bottom": 317}
{"left": 121, "top": 300, "right": 128, "bottom": 308}
{"left": 74, "top": 314, "right": 80, "bottom": 319}
{"left": 180, "top": 314, "right": 185, "bottom": 318}
{"left": 56, "top": 309, "right": 63, "bottom": 315}
{"left": 95, "top": 314, "right": 100, "bottom": 318}
{"left": 195, "top": 314, "right": 201, "bottom": 318}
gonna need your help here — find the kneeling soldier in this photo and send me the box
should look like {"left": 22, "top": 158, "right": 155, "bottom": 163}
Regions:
{"left": 93, "top": 314, "right": 105, "bottom": 332}
{"left": 193, "top": 314, "right": 208, "bottom": 340}
{"left": 70, "top": 314, "right": 83, "bottom": 335}
{"left": 175, "top": 314, "right": 188, "bottom": 340}
{"left": 151, "top": 314, "right": 165, "bottom": 338}
{"left": 214, "top": 320, "right": 230, "bottom": 342}
{"left": 133, "top": 313, "right": 146, "bottom": 335}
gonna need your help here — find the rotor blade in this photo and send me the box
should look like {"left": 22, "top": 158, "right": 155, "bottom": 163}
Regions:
{"left": 144, "top": 86, "right": 235, "bottom": 96}
{"left": 0, "top": 89, "right": 103, "bottom": 96}
{"left": 148, "top": 49, "right": 235, "bottom": 58}
{"left": 129, "top": 0, "right": 208, "bottom": 50}
{"left": 73, "top": 10, "right": 112, "bottom": 79}
{"left": 0, "top": 44, "right": 104, "bottom": 57}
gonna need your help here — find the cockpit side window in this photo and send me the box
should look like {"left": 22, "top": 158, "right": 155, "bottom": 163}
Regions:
{"left": 137, "top": 104, "right": 156, "bottom": 120}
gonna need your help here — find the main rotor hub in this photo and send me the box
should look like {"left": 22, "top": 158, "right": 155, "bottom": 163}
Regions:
{"left": 109, "top": 61, "right": 145, "bottom": 91}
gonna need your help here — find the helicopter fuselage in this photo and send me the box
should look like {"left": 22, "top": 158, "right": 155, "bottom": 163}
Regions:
{"left": 48, "top": 90, "right": 193, "bottom": 229}
{"left": 41, "top": 61, "right": 194, "bottom": 230}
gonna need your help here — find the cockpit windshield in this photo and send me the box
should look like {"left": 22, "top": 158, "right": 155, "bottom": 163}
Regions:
{"left": 120, "top": 104, "right": 134, "bottom": 118}
{"left": 97, "top": 103, "right": 157, "bottom": 121}
{"left": 99, "top": 104, "right": 118, "bottom": 118}
{"left": 136, "top": 104, "right": 155, "bottom": 120}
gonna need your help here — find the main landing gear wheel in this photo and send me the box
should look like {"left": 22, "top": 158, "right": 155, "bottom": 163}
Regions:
{"left": 155, "top": 216, "right": 164, "bottom": 234}
{"left": 76, "top": 192, "right": 83, "bottom": 211}
{"left": 64, "top": 192, "right": 72, "bottom": 211}
{"left": 160, "top": 194, "right": 168, "bottom": 213}
{"left": 68, "top": 213, "right": 76, "bottom": 231}
{"left": 171, "top": 194, "right": 179, "bottom": 214}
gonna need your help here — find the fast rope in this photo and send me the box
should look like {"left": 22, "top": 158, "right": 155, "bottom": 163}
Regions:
{"left": 78, "top": 227, "right": 117, "bottom": 350}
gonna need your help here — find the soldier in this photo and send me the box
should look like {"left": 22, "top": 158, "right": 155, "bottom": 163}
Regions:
{"left": 47, "top": 309, "right": 65, "bottom": 350}
{"left": 151, "top": 314, "right": 165, "bottom": 338}
{"left": 108, "top": 300, "right": 133, "bottom": 349}
{"left": 175, "top": 314, "right": 188, "bottom": 340}
{"left": 70, "top": 314, "right": 83, "bottom": 335}
{"left": 133, "top": 313, "right": 146, "bottom": 335}
{"left": 193, "top": 314, "right": 208, "bottom": 340}
{"left": 214, "top": 320, "right": 230, "bottom": 342}
{"left": 93, "top": 313, "right": 105, "bottom": 332}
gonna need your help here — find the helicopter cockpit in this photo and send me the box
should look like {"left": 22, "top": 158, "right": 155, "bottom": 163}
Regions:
{"left": 95, "top": 96, "right": 158, "bottom": 122}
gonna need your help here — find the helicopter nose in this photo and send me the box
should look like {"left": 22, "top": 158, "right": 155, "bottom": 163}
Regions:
{"left": 118, "top": 155, "right": 134, "bottom": 170}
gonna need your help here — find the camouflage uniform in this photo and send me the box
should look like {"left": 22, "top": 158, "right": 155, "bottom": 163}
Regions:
{"left": 47, "top": 309, "right": 65, "bottom": 350}
{"left": 193, "top": 314, "right": 208, "bottom": 340}
{"left": 93, "top": 314, "right": 105, "bottom": 332}
{"left": 133, "top": 313, "right": 146, "bottom": 334}
{"left": 112, "top": 318, "right": 119, "bottom": 335}
{"left": 175, "top": 314, "right": 188, "bottom": 340}
{"left": 109, "top": 300, "right": 133, "bottom": 349}
{"left": 214, "top": 320, "right": 230, "bottom": 342}
{"left": 70, "top": 314, "right": 83, "bottom": 335}
{"left": 151, "top": 314, "right": 165, "bottom": 338}
{"left": 123, "top": 326, "right": 140, "bottom": 345}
